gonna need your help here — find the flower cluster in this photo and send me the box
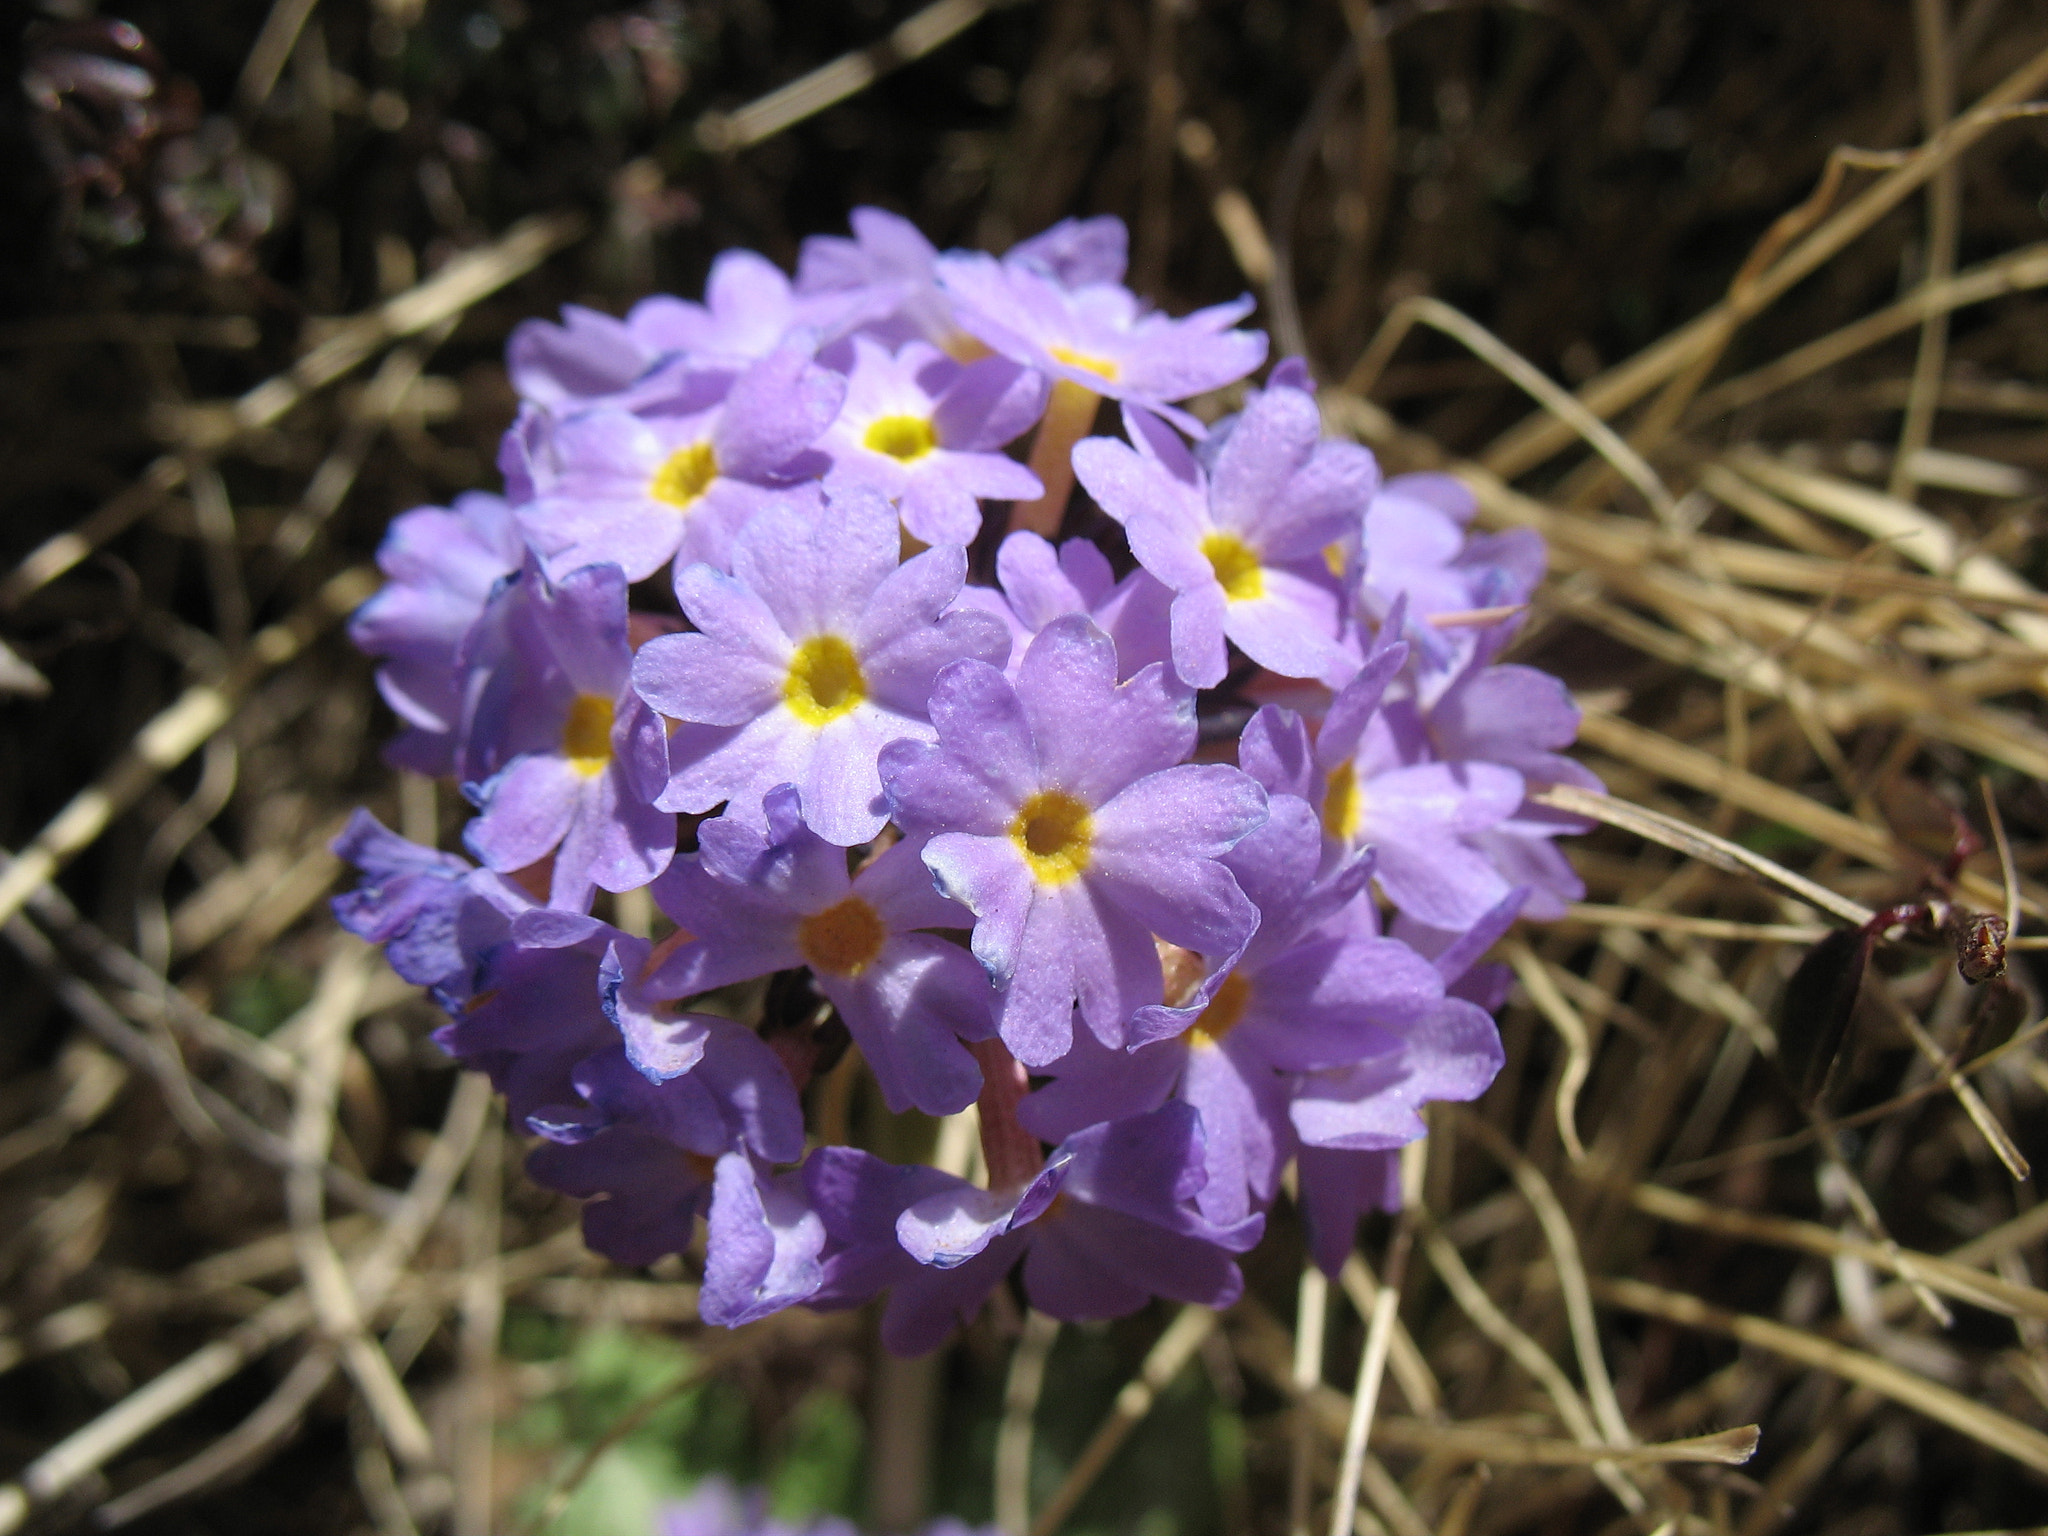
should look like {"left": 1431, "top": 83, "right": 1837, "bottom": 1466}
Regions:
{"left": 337, "top": 208, "right": 1595, "bottom": 1349}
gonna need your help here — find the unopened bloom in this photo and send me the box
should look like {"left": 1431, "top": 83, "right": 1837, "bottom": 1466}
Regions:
{"left": 880, "top": 616, "right": 1266, "bottom": 1065}
{"left": 1073, "top": 380, "right": 1376, "bottom": 687}
{"left": 633, "top": 487, "right": 1009, "bottom": 846}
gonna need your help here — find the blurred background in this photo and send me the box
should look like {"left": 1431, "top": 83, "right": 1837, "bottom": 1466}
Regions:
{"left": 9, "top": 3, "right": 2048, "bottom": 1534}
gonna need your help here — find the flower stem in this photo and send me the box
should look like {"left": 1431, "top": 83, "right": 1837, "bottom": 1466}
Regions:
{"left": 1008, "top": 381, "right": 1099, "bottom": 540}
{"left": 970, "top": 1036, "right": 1043, "bottom": 1191}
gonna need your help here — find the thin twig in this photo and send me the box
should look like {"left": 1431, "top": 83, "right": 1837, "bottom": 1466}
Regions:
{"left": 996, "top": 1310, "right": 1061, "bottom": 1536}
{"left": 1028, "top": 1306, "right": 1217, "bottom": 1536}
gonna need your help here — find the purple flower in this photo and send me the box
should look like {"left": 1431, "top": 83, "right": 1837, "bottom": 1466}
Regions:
{"left": 1005, "top": 214, "right": 1130, "bottom": 288}
{"left": 1296, "top": 1148, "right": 1402, "bottom": 1278}
{"left": 934, "top": 251, "right": 1266, "bottom": 435}
{"left": 1073, "top": 382, "right": 1377, "bottom": 688}
{"left": 640, "top": 786, "right": 993, "bottom": 1116}
{"left": 347, "top": 492, "right": 525, "bottom": 774}
{"left": 432, "top": 931, "right": 617, "bottom": 1129}
{"left": 815, "top": 338, "right": 1046, "bottom": 546}
{"left": 1359, "top": 472, "right": 1545, "bottom": 696}
{"left": 951, "top": 531, "right": 1173, "bottom": 683}
{"left": 1288, "top": 994, "right": 1502, "bottom": 1275}
{"left": 796, "top": 207, "right": 961, "bottom": 354}
{"left": 455, "top": 560, "right": 674, "bottom": 911}
{"left": 880, "top": 616, "right": 1267, "bottom": 1065}
{"left": 1424, "top": 661, "right": 1601, "bottom": 919}
{"left": 516, "top": 347, "right": 846, "bottom": 582}
{"left": 515, "top": 926, "right": 822, "bottom": 1318}
{"left": 627, "top": 248, "right": 886, "bottom": 374}
{"left": 506, "top": 304, "right": 656, "bottom": 409}
{"left": 329, "top": 812, "right": 550, "bottom": 1018}
{"left": 808, "top": 1102, "right": 1260, "bottom": 1355}
{"left": 1018, "top": 795, "right": 1447, "bottom": 1223}
{"left": 1241, "top": 634, "right": 1525, "bottom": 931}
{"left": 656, "top": 1478, "right": 859, "bottom": 1536}
{"left": 632, "top": 487, "right": 1010, "bottom": 847}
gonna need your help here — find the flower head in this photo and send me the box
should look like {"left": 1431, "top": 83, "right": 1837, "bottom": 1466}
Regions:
{"left": 1074, "top": 380, "right": 1377, "bottom": 687}
{"left": 935, "top": 251, "right": 1266, "bottom": 436}
{"left": 641, "top": 786, "right": 994, "bottom": 1115}
{"left": 632, "top": 486, "right": 1009, "bottom": 846}
{"left": 815, "top": 338, "right": 1046, "bottom": 545}
{"left": 454, "top": 559, "right": 673, "bottom": 911}
{"left": 880, "top": 616, "right": 1266, "bottom": 1064}
{"left": 347, "top": 492, "right": 525, "bottom": 774}
{"left": 517, "top": 347, "right": 846, "bottom": 582}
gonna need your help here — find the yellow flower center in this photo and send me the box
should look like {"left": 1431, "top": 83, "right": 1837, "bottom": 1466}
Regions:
{"left": 1322, "top": 760, "right": 1363, "bottom": 843}
{"left": 783, "top": 635, "right": 867, "bottom": 727}
{"left": 1048, "top": 344, "right": 1120, "bottom": 383}
{"left": 1201, "top": 532, "right": 1265, "bottom": 602}
{"left": 797, "top": 895, "right": 889, "bottom": 977}
{"left": 560, "top": 694, "right": 615, "bottom": 775}
{"left": 1190, "top": 970, "right": 1253, "bottom": 1047}
{"left": 1323, "top": 541, "right": 1347, "bottom": 578}
{"left": 1011, "top": 789, "right": 1093, "bottom": 885}
{"left": 650, "top": 441, "right": 718, "bottom": 508}
{"left": 862, "top": 413, "right": 938, "bottom": 462}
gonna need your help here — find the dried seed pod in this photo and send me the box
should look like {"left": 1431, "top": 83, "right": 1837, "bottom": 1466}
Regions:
{"left": 1949, "top": 910, "right": 2009, "bottom": 985}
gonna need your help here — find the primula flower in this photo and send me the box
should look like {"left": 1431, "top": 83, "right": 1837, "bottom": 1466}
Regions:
{"left": 807, "top": 1102, "right": 1260, "bottom": 1355}
{"left": 934, "top": 250, "right": 1266, "bottom": 435}
{"left": 432, "top": 931, "right": 618, "bottom": 1129}
{"left": 796, "top": 206, "right": 963, "bottom": 354}
{"left": 880, "top": 615, "right": 1266, "bottom": 1065}
{"left": 1073, "top": 382, "right": 1377, "bottom": 688}
{"left": 632, "top": 488, "right": 1009, "bottom": 846}
{"left": 952, "top": 531, "right": 1173, "bottom": 683}
{"left": 639, "top": 786, "right": 994, "bottom": 1116}
{"left": 524, "top": 1024, "right": 806, "bottom": 1283}
{"left": 1241, "top": 628, "right": 1525, "bottom": 931}
{"left": 329, "top": 811, "right": 533, "bottom": 1006}
{"left": 815, "top": 338, "right": 1046, "bottom": 546}
{"left": 517, "top": 347, "right": 846, "bottom": 582}
{"left": 1292, "top": 891, "right": 1518, "bottom": 1275}
{"left": 455, "top": 560, "right": 673, "bottom": 911}
{"left": 507, "top": 251, "right": 882, "bottom": 410}
{"left": 347, "top": 492, "right": 525, "bottom": 774}
{"left": 1423, "top": 660, "right": 1601, "bottom": 919}
{"left": 1358, "top": 471, "right": 1545, "bottom": 696}
{"left": 1019, "top": 795, "right": 1450, "bottom": 1223}
{"left": 1004, "top": 214, "right": 1131, "bottom": 288}
{"left": 624, "top": 247, "right": 884, "bottom": 373}
{"left": 506, "top": 923, "right": 824, "bottom": 1323}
